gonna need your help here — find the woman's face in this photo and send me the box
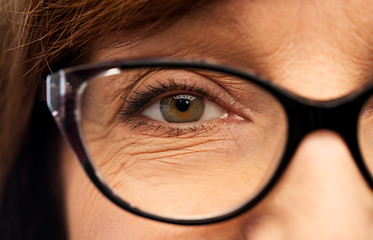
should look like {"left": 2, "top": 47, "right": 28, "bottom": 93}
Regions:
{"left": 62, "top": 0, "right": 373, "bottom": 239}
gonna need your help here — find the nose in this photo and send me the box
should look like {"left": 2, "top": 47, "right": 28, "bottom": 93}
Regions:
{"left": 241, "top": 130, "right": 373, "bottom": 239}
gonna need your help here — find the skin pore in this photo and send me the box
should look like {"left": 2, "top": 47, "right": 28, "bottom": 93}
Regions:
{"left": 62, "top": 0, "right": 373, "bottom": 239}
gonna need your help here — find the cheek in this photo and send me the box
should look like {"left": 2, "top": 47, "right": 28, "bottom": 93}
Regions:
{"left": 79, "top": 118, "right": 286, "bottom": 217}
{"left": 62, "top": 143, "right": 168, "bottom": 239}
{"left": 62, "top": 142, "right": 254, "bottom": 240}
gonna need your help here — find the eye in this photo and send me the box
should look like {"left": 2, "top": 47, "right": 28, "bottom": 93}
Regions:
{"left": 142, "top": 93, "right": 224, "bottom": 123}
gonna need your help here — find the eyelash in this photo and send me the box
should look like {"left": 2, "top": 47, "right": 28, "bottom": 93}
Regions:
{"left": 118, "top": 79, "right": 221, "bottom": 137}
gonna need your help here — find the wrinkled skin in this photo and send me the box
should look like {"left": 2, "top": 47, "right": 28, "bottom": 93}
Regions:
{"left": 62, "top": 0, "right": 373, "bottom": 239}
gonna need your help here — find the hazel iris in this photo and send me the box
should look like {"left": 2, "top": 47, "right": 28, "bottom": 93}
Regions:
{"left": 160, "top": 94, "right": 205, "bottom": 123}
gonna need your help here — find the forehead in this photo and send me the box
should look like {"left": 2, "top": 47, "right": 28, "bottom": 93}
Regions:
{"left": 93, "top": 0, "right": 373, "bottom": 99}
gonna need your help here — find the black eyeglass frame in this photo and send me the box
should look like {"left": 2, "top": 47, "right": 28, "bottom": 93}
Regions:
{"left": 46, "top": 58, "right": 373, "bottom": 225}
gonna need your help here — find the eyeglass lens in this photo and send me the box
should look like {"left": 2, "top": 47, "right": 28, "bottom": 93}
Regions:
{"left": 79, "top": 67, "right": 291, "bottom": 218}
{"left": 358, "top": 96, "right": 373, "bottom": 178}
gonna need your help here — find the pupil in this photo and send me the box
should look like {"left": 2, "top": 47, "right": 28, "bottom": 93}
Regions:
{"left": 176, "top": 99, "right": 190, "bottom": 112}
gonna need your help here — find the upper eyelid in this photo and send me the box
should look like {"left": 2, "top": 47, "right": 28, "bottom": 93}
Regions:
{"left": 116, "top": 68, "right": 259, "bottom": 121}
{"left": 120, "top": 68, "right": 214, "bottom": 100}
{"left": 119, "top": 78, "right": 221, "bottom": 118}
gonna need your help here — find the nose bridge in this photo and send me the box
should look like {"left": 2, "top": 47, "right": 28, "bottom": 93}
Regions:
{"left": 284, "top": 97, "right": 373, "bottom": 181}
{"left": 290, "top": 130, "right": 359, "bottom": 183}
{"left": 262, "top": 130, "right": 373, "bottom": 239}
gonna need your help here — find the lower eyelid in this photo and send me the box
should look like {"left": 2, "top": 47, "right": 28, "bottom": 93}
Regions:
{"left": 124, "top": 118, "right": 220, "bottom": 137}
